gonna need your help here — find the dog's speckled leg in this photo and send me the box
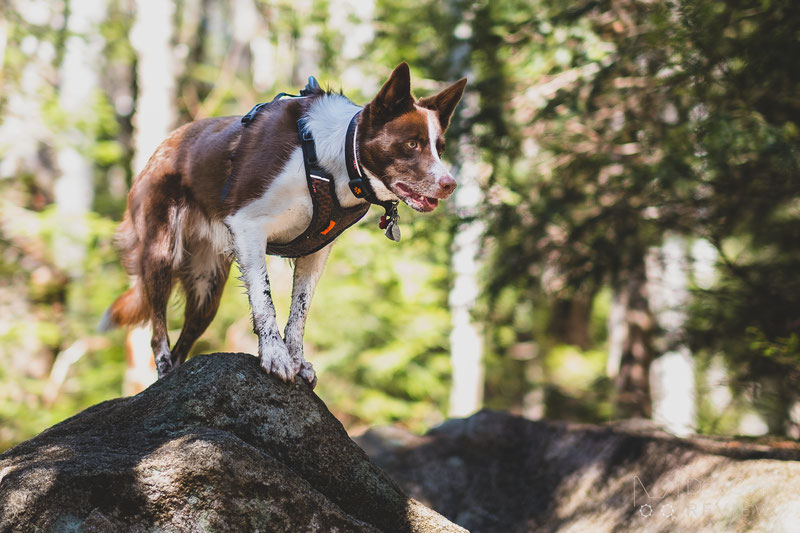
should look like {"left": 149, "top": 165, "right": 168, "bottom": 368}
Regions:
{"left": 227, "top": 217, "right": 294, "bottom": 382}
{"left": 139, "top": 206, "right": 179, "bottom": 379}
{"left": 284, "top": 245, "right": 332, "bottom": 388}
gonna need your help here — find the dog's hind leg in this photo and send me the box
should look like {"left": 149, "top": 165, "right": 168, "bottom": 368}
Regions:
{"left": 139, "top": 206, "right": 181, "bottom": 378}
{"left": 284, "top": 245, "right": 332, "bottom": 389}
{"left": 171, "top": 246, "right": 232, "bottom": 367}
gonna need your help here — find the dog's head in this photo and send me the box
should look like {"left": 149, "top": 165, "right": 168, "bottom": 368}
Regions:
{"left": 359, "top": 63, "right": 467, "bottom": 212}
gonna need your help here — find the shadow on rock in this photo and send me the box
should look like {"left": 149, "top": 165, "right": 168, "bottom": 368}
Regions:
{"left": 358, "top": 412, "right": 800, "bottom": 533}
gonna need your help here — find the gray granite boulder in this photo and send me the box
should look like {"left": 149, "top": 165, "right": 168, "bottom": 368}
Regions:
{"left": 359, "top": 412, "right": 800, "bottom": 533}
{"left": 0, "top": 353, "right": 466, "bottom": 533}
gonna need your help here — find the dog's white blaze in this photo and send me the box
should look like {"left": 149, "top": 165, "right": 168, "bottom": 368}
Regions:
{"left": 421, "top": 106, "right": 450, "bottom": 184}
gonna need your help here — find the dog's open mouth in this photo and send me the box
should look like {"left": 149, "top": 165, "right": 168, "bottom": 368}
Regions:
{"left": 394, "top": 182, "right": 439, "bottom": 212}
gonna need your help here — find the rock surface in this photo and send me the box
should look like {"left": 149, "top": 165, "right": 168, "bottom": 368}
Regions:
{"left": 0, "top": 353, "right": 465, "bottom": 533}
{"left": 358, "top": 411, "right": 800, "bottom": 533}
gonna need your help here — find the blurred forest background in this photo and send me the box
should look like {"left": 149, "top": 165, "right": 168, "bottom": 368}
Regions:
{"left": 1, "top": 0, "right": 799, "bottom": 451}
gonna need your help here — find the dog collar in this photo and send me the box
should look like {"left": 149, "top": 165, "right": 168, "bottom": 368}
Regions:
{"left": 345, "top": 111, "right": 401, "bottom": 242}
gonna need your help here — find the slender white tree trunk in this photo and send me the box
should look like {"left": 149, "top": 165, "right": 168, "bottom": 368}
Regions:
{"left": 448, "top": 143, "right": 485, "bottom": 417}
{"left": 606, "top": 288, "right": 626, "bottom": 379}
{"left": 328, "top": 0, "right": 376, "bottom": 90}
{"left": 53, "top": 0, "right": 106, "bottom": 275}
{"left": 130, "top": 0, "right": 176, "bottom": 175}
{"left": 0, "top": 3, "right": 57, "bottom": 185}
{"left": 249, "top": 0, "right": 275, "bottom": 93}
{"left": 445, "top": 4, "right": 485, "bottom": 418}
{"left": 646, "top": 234, "right": 696, "bottom": 436}
{"left": 292, "top": 0, "right": 318, "bottom": 85}
{"left": 0, "top": 10, "right": 8, "bottom": 81}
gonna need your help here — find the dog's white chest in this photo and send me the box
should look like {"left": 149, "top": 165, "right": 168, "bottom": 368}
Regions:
{"left": 226, "top": 148, "right": 313, "bottom": 245}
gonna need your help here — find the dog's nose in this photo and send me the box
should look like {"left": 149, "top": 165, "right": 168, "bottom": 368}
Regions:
{"left": 439, "top": 175, "right": 457, "bottom": 195}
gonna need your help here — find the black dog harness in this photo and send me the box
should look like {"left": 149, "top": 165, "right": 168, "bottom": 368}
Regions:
{"left": 222, "top": 78, "right": 400, "bottom": 259}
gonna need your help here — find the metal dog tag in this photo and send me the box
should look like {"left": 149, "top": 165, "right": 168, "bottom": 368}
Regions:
{"left": 385, "top": 220, "right": 401, "bottom": 242}
{"left": 381, "top": 202, "right": 401, "bottom": 242}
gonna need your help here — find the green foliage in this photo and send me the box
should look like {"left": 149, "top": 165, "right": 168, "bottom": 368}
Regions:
{"left": 309, "top": 215, "right": 454, "bottom": 431}
{"left": 0, "top": 203, "right": 128, "bottom": 450}
{"left": 461, "top": 0, "right": 800, "bottom": 429}
{"left": 3, "top": 0, "right": 800, "bottom": 451}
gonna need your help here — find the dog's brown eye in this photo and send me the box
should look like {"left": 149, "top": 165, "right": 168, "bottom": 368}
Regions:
{"left": 406, "top": 140, "right": 418, "bottom": 149}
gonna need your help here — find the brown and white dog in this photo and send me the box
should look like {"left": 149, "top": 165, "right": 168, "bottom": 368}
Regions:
{"left": 100, "top": 63, "right": 466, "bottom": 387}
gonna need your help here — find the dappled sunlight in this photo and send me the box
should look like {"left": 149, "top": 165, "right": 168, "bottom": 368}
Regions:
{"left": 1, "top": 0, "right": 799, "bottom": 456}
{"left": 2, "top": 2, "right": 800, "bottom": 532}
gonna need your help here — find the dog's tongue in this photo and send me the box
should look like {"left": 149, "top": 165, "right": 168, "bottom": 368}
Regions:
{"left": 423, "top": 197, "right": 438, "bottom": 209}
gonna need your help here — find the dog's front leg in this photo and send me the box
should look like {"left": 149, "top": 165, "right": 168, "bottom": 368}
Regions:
{"left": 284, "top": 245, "right": 332, "bottom": 389}
{"left": 229, "top": 219, "right": 296, "bottom": 381}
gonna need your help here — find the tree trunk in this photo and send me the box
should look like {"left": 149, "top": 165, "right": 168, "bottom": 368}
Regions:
{"left": 328, "top": 0, "right": 376, "bottom": 89}
{"left": 548, "top": 289, "right": 593, "bottom": 350}
{"left": 614, "top": 254, "right": 655, "bottom": 419}
{"left": 646, "top": 235, "right": 696, "bottom": 436}
{"left": 447, "top": 6, "right": 484, "bottom": 417}
{"left": 291, "top": 0, "right": 318, "bottom": 86}
{"left": 130, "top": 0, "right": 176, "bottom": 175}
{"left": 449, "top": 190, "right": 485, "bottom": 417}
{"left": 606, "top": 287, "right": 626, "bottom": 379}
{"left": 53, "top": 0, "right": 106, "bottom": 275}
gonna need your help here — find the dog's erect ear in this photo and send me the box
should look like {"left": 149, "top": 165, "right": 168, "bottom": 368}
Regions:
{"left": 370, "top": 62, "right": 413, "bottom": 114}
{"left": 417, "top": 77, "right": 467, "bottom": 131}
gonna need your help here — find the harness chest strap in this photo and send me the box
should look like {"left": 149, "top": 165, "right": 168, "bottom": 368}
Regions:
{"left": 265, "top": 119, "right": 370, "bottom": 258}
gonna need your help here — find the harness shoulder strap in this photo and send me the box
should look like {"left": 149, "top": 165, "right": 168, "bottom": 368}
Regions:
{"left": 222, "top": 88, "right": 313, "bottom": 202}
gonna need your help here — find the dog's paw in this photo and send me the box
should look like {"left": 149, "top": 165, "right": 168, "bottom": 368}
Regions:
{"left": 298, "top": 361, "right": 318, "bottom": 389}
{"left": 259, "top": 337, "right": 297, "bottom": 382}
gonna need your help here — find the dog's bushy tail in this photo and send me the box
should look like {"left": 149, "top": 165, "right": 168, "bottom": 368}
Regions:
{"left": 99, "top": 213, "right": 150, "bottom": 332}
{"left": 99, "top": 284, "right": 149, "bottom": 331}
